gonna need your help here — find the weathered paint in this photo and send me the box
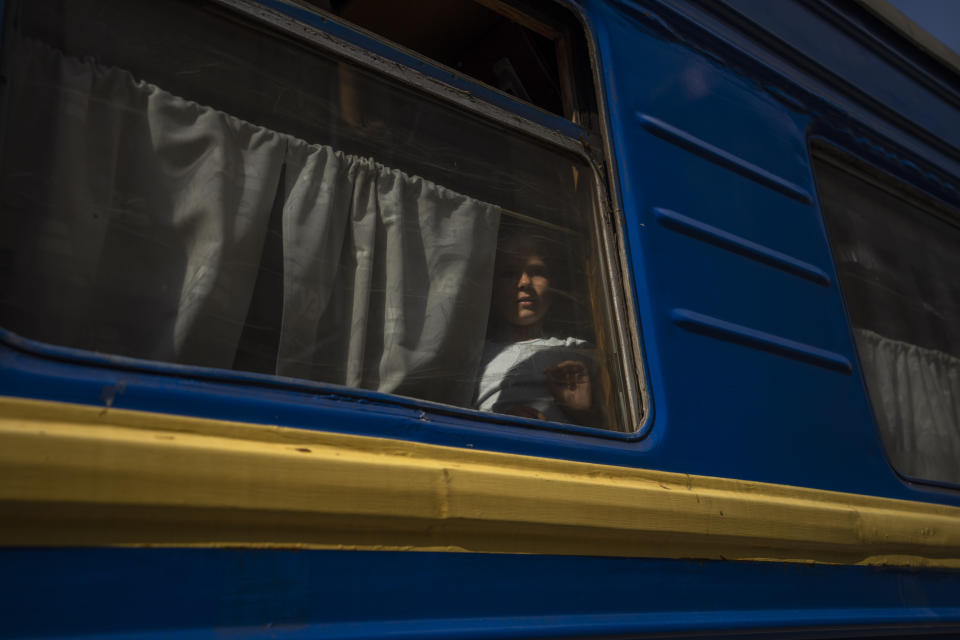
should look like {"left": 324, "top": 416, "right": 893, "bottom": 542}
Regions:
{"left": 4, "top": 395, "right": 960, "bottom": 568}
{"left": 4, "top": 548, "right": 960, "bottom": 639}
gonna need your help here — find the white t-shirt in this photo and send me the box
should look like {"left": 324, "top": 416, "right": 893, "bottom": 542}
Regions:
{"left": 475, "top": 336, "right": 591, "bottom": 423}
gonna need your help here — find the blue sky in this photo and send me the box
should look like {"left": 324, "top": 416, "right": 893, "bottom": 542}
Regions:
{"left": 888, "top": 0, "right": 960, "bottom": 56}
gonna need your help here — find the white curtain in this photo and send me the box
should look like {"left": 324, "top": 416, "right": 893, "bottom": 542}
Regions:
{"left": 0, "top": 38, "right": 500, "bottom": 407}
{"left": 855, "top": 329, "right": 960, "bottom": 484}
{"left": 279, "top": 143, "right": 500, "bottom": 402}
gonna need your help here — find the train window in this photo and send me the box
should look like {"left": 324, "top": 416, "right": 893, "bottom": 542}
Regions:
{"left": 292, "top": 0, "right": 594, "bottom": 123}
{"left": 0, "top": 0, "right": 636, "bottom": 431}
{"left": 813, "top": 146, "right": 960, "bottom": 485}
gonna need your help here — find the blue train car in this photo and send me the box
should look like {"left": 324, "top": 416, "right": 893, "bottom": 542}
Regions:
{"left": 1, "top": 0, "right": 959, "bottom": 637}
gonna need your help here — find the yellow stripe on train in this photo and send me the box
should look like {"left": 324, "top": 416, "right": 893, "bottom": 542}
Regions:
{"left": 1, "top": 395, "right": 959, "bottom": 567}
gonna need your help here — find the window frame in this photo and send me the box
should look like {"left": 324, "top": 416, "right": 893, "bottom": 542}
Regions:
{"left": 220, "top": 0, "right": 648, "bottom": 434}
{"left": 0, "top": 0, "right": 650, "bottom": 437}
{"left": 811, "top": 139, "right": 960, "bottom": 490}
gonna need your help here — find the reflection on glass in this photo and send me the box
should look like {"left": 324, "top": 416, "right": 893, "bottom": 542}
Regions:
{"left": 476, "top": 222, "right": 606, "bottom": 426}
{"left": 815, "top": 152, "right": 960, "bottom": 484}
{"left": 0, "top": 0, "right": 628, "bottom": 431}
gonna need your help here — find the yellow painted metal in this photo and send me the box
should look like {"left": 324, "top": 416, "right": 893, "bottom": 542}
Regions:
{"left": 2, "top": 395, "right": 960, "bottom": 567}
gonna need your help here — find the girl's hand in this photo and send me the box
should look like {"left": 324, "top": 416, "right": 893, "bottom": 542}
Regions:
{"left": 544, "top": 360, "right": 591, "bottom": 413}
{"left": 501, "top": 405, "right": 547, "bottom": 420}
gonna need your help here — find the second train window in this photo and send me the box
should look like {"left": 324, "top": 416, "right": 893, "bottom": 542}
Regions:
{"left": 814, "top": 145, "right": 960, "bottom": 485}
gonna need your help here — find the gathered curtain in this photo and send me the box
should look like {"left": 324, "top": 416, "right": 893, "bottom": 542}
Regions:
{"left": 855, "top": 329, "right": 960, "bottom": 484}
{"left": 0, "top": 38, "right": 500, "bottom": 407}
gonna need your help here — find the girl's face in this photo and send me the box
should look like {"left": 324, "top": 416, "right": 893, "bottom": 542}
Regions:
{"left": 493, "top": 237, "right": 552, "bottom": 332}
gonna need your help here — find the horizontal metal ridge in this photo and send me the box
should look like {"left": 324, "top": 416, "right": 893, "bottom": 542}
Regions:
{"left": 671, "top": 308, "right": 852, "bottom": 372}
{"left": 654, "top": 207, "right": 831, "bottom": 285}
{"left": 5, "top": 395, "right": 960, "bottom": 568}
{"left": 637, "top": 113, "right": 814, "bottom": 204}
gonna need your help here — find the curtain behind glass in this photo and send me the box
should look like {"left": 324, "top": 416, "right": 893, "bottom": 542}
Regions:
{"left": 280, "top": 143, "right": 499, "bottom": 405}
{"left": 855, "top": 329, "right": 960, "bottom": 483}
{"left": 814, "top": 153, "right": 960, "bottom": 486}
{"left": 0, "top": 38, "right": 286, "bottom": 368}
{"left": 0, "top": 38, "right": 500, "bottom": 407}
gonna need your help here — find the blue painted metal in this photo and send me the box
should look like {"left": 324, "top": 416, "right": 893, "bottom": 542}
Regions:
{"left": 653, "top": 207, "right": 832, "bottom": 285}
{"left": 715, "top": 0, "right": 960, "bottom": 164}
{"left": 583, "top": 0, "right": 908, "bottom": 499}
{"left": 635, "top": 0, "right": 960, "bottom": 200}
{"left": 670, "top": 308, "right": 853, "bottom": 372}
{"left": 636, "top": 113, "right": 814, "bottom": 203}
{"left": 3, "top": 549, "right": 960, "bottom": 639}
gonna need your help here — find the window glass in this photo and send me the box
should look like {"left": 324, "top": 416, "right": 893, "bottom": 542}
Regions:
{"left": 0, "top": 0, "right": 633, "bottom": 431}
{"left": 292, "top": 0, "right": 598, "bottom": 125}
{"left": 813, "top": 148, "right": 960, "bottom": 484}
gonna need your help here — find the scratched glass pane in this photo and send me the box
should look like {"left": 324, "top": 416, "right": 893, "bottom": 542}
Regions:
{"left": 815, "top": 154, "right": 960, "bottom": 484}
{"left": 0, "top": 0, "right": 628, "bottom": 431}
